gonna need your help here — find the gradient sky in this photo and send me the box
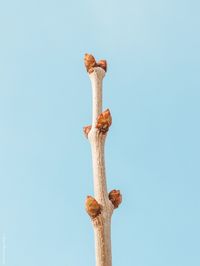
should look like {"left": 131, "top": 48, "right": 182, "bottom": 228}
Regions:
{"left": 0, "top": 0, "right": 200, "bottom": 265}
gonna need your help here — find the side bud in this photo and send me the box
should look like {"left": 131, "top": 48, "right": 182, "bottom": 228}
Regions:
{"left": 96, "top": 109, "right": 112, "bottom": 134}
{"left": 85, "top": 196, "right": 101, "bottom": 219}
{"left": 108, "top": 190, "right": 122, "bottom": 209}
{"left": 83, "top": 125, "right": 92, "bottom": 138}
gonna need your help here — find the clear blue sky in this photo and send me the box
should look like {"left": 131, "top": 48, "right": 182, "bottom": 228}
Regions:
{"left": 0, "top": 0, "right": 200, "bottom": 265}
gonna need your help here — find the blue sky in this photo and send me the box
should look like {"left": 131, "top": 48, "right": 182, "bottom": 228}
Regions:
{"left": 0, "top": 0, "right": 200, "bottom": 265}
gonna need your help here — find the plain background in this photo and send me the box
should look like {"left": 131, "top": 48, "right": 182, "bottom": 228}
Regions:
{"left": 0, "top": 0, "right": 200, "bottom": 265}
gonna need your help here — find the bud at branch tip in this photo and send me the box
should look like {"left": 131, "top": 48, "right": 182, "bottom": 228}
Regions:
{"left": 84, "top": 53, "right": 107, "bottom": 74}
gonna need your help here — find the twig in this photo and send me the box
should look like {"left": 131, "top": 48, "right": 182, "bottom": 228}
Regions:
{"left": 83, "top": 54, "right": 122, "bottom": 266}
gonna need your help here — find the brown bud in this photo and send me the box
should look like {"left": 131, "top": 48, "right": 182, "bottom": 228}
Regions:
{"left": 109, "top": 190, "right": 122, "bottom": 209}
{"left": 83, "top": 125, "right": 92, "bottom": 138}
{"left": 85, "top": 196, "right": 101, "bottom": 218}
{"left": 84, "top": 54, "right": 97, "bottom": 73}
{"left": 96, "top": 109, "right": 112, "bottom": 134}
{"left": 97, "top": 60, "right": 107, "bottom": 72}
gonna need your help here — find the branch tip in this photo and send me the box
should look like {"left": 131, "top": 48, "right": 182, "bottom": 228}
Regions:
{"left": 84, "top": 53, "right": 107, "bottom": 74}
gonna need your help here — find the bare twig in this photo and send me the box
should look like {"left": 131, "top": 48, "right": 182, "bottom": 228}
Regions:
{"left": 83, "top": 54, "right": 122, "bottom": 266}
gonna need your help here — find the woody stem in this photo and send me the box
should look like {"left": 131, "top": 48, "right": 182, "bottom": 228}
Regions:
{"left": 88, "top": 67, "right": 113, "bottom": 266}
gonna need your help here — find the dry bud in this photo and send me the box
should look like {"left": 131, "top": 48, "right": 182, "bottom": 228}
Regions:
{"left": 83, "top": 125, "right": 92, "bottom": 138}
{"left": 96, "top": 109, "right": 112, "bottom": 134}
{"left": 84, "top": 54, "right": 107, "bottom": 73}
{"left": 108, "top": 190, "right": 122, "bottom": 209}
{"left": 97, "top": 60, "right": 107, "bottom": 72}
{"left": 85, "top": 196, "right": 101, "bottom": 218}
{"left": 84, "top": 54, "right": 97, "bottom": 74}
